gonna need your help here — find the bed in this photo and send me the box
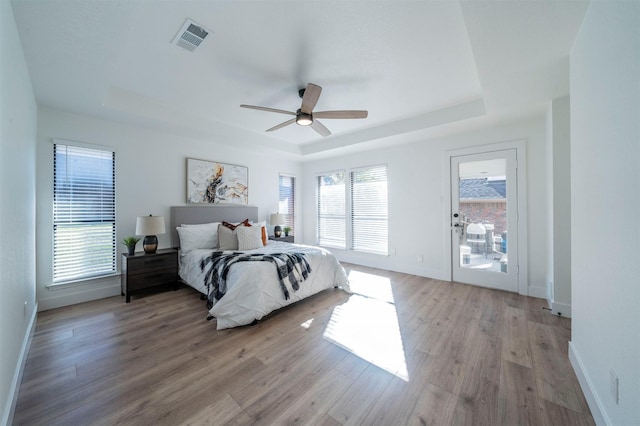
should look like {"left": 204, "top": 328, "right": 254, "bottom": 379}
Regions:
{"left": 171, "top": 205, "right": 350, "bottom": 329}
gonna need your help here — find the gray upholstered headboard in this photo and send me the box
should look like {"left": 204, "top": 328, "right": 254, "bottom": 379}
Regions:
{"left": 170, "top": 205, "right": 259, "bottom": 248}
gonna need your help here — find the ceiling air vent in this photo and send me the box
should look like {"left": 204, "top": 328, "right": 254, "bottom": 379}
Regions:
{"left": 172, "top": 19, "right": 210, "bottom": 52}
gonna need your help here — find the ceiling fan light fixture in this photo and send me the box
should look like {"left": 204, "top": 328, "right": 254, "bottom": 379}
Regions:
{"left": 296, "top": 110, "right": 313, "bottom": 126}
{"left": 240, "top": 83, "right": 368, "bottom": 137}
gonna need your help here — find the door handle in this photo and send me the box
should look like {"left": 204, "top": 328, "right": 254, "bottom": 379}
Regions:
{"left": 452, "top": 222, "right": 465, "bottom": 242}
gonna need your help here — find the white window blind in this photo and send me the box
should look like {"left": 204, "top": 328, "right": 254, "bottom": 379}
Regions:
{"left": 317, "top": 172, "right": 346, "bottom": 248}
{"left": 351, "top": 165, "right": 388, "bottom": 254}
{"left": 278, "top": 174, "right": 295, "bottom": 234}
{"left": 53, "top": 143, "right": 116, "bottom": 283}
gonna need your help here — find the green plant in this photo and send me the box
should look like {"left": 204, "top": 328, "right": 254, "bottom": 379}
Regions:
{"left": 283, "top": 227, "right": 291, "bottom": 233}
{"left": 122, "top": 236, "right": 140, "bottom": 247}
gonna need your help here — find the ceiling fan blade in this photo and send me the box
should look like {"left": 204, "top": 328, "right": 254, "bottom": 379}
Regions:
{"left": 310, "top": 119, "right": 331, "bottom": 137}
{"left": 240, "top": 104, "right": 296, "bottom": 116}
{"left": 266, "top": 118, "right": 296, "bottom": 132}
{"left": 314, "top": 110, "right": 368, "bottom": 119}
{"left": 300, "top": 83, "right": 322, "bottom": 114}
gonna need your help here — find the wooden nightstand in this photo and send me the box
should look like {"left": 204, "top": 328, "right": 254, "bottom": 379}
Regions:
{"left": 269, "top": 235, "right": 294, "bottom": 243}
{"left": 121, "top": 248, "right": 178, "bottom": 303}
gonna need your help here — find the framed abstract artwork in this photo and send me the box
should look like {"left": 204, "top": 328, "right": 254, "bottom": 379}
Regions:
{"left": 186, "top": 158, "right": 248, "bottom": 204}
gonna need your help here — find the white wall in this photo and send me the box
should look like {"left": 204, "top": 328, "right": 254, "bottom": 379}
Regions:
{"left": 0, "top": 2, "right": 38, "bottom": 424}
{"left": 302, "top": 117, "right": 549, "bottom": 296}
{"left": 569, "top": 2, "right": 640, "bottom": 425}
{"left": 545, "top": 95, "right": 572, "bottom": 316}
{"left": 36, "top": 107, "right": 302, "bottom": 311}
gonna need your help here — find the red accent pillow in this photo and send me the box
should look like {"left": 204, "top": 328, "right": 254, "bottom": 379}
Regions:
{"left": 221, "top": 219, "right": 250, "bottom": 230}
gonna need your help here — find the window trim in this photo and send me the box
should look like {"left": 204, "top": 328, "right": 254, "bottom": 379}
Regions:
{"left": 52, "top": 139, "right": 117, "bottom": 285}
{"left": 316, "top": 164, "right": 388, "bottom": 255}
{"left": 278, "top": 173, "right": 296, "bottom": 236}
{"left": 316, "top": 170, "right": 347, "bottom": 249}
{"left": 349, "top": 164, "right": 389, "bottom": 255}
{"left": 46, "top": 273, "right": 120, "bottom": 290}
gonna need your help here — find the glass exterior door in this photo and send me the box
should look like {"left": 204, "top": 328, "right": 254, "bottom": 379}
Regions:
{"left": 451, "top": 149, "right": 518, "bottom": 292}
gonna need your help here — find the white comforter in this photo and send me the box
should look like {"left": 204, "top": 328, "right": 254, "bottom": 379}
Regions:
{"left": 179, "top": 241, "right": 350, "bottom": 329}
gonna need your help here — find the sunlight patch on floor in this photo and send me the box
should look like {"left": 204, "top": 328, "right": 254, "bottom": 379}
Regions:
{"left": 323, "top": 271, "right": 409, "bottom": 381}
{"left": 300, "top": 318, "right": 314, "bottom": 329}
{"left": 346, "top": 270, "right": 395, "bottom": 303}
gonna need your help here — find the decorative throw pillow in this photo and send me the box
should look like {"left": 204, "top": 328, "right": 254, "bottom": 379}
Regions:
{"left": 218, "top": 224, "right": 239, "bottom": 250}
{"left": 250, "top": 220, "right": 268, "bottom": 246}
{"left": 222, "top": 219, "right": 250, "bottom": 230}
{"left": 237, "top": 226, "right": 264, "bottom": 251}
{"left": 261, "top": 226, "right": 267, "bottom": 246}
{"left": 176, "top": 225, "right": 219, "bottom": 252}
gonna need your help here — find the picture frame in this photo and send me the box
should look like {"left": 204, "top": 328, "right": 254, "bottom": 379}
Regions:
{"left": 186, "top": 158, "right": 248, "bottom": 204}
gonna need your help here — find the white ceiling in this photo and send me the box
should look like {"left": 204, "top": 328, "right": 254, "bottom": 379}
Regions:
{"left": 11, "top": 0, "right": 589, "bottom": 159}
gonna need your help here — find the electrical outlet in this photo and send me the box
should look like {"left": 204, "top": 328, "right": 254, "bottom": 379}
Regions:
{"left": 389, "top": 248, "right": 396, "bottom": 256}
{"left": 610, "top": 369, "right": 619, "bottom": 404}
{"left": 417, "top": 255, "right": 423, "bottom": 262}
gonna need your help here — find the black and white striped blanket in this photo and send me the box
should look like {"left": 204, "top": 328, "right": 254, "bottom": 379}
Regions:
{"left": 199, "top": 251, "right": 312, "bottom": 310}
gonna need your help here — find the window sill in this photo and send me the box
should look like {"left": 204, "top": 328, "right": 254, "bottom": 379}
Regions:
{"left": 47, "top": 273, "right": 120, "bottom": 290}
{"left": 317, "top": 244, "right": 387, "bottom": 256}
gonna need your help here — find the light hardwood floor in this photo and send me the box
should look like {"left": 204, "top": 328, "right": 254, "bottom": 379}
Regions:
{"left": 13, "top": 263, "right": 594, "bottom": 425}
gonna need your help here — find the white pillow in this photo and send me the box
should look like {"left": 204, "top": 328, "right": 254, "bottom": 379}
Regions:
{"left": 250, "top": 220, "right": 268, "bottom": 246}
{"left": 176, "top": 225, "right": 219, "bottom": 252}
{"left": 237, "top": 226, "right": 264, "bottom": 250}
{"left": 181, "top": 222, "right": 220, "bottom": 229}
{"left": 183, "top": 222, "right": 220, "bottom": 247}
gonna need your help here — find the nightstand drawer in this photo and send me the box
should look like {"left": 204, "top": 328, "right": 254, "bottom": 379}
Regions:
{"left": 126, "top": 269, "right": 178, "bottom": 291}
{"left": 126, "top": 254, "right": 177, "bottom": 274}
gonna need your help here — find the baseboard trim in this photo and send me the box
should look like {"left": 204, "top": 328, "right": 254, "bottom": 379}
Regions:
{"left": 2, "top": 303, "right": 37, "bottom": 426}
{"left": 551, "top": 300, "right": 572, "bottom": 318}
{"left": 38, "top": 284, "right": 121, "bottom": 311}
{"left": 331, "top": 251, "right": 448, "bottom": 282}
{"left": 569, "top": 341, "right": 609, "bottom": 426}
{"left": 527, "top": 285, "right": 548, "bottom": 299}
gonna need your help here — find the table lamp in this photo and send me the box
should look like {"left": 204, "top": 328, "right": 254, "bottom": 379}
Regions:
{"left": 135, "top": 214, "right": 165, "bottom": 254}
{"left": 269, "top": 213, "right": 285, "bottom": 238}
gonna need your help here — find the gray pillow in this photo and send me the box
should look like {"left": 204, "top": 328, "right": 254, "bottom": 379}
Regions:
{"left": 218, "top": 224, "right": 238, "bottom": 250}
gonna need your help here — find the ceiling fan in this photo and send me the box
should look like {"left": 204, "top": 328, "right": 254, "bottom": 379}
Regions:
{"left": 240, "top": 83, "right": 368, "bottom": 137}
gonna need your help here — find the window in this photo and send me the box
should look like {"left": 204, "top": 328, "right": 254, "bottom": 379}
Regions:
{"left": 53, "top": 143, "right": 116, "bottom": 283}
{"left": 278, "top": 174, "right": 295, "bottom": 234}
{"left": 317, "top": 165, "right": 388, "bottom": 254}
{"left": 317, "top": 172, "right": 346, "bottom": 247}
{"left": 351, "top": 165, "right": 388, "bottom": 254}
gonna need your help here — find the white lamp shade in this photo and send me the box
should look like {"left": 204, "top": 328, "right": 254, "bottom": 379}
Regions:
{"left": 269, "top": 213, "right": 285, "bottom": 225}
{"left": 135, "top": 215, "right": 166, "bottom": 235}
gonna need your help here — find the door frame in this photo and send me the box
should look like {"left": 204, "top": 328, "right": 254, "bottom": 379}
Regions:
{"left": 443, "top": 140, "right": 529, "bottom": 295}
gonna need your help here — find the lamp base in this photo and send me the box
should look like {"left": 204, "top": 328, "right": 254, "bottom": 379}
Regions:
{"left": 143, "top": 235, "right": 158, "bottom": 254}
{"left": 274, "top": 225, "right": 282, "bottom": 238}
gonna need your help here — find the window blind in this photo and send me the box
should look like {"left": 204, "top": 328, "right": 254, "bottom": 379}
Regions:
{"left": 53, "top": 143, "right": 116, "bottom": 283}
{"left": 350, "top": 165, "right": 388, "bottom": 254}
{"left": 317, "top": 172, "right": 346, "bottom": 248}
{"left": 278, "top": 174, "right": 295, "bottom": 234}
